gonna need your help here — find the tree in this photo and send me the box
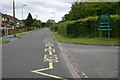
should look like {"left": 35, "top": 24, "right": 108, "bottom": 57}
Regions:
{"left": 25, "top": 13, "right": 34, "bottom": 27}
{"left": 32, "top": 20, "right": 41, "bottom": 27}
{"left": 62, "top": 2, "right": 119, "bottom": 21}
{"left": 46, "top": 19, "right": 54, "bottom": 27}
{"left": 41, "top": 22, "right": 46, "bottom": 28}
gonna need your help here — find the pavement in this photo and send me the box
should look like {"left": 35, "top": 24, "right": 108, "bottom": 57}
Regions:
{"left": 2, "top": 31, "right": 33, "bottom": 42}
{"left": 59, "top": 42, "right": 118, "bottom": 78}
{"left": 2, "top": 28, "right": 80, "bottom": 79}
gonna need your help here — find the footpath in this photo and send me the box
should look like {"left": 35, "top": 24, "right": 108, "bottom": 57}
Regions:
{"left": 1, "top": 30, "right": 40, "bottom": 43}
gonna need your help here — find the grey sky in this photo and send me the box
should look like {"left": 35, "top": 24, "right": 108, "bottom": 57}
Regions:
{"left": 2, "top": 0, "right": 119, "bottom": 22}
{"left": 1, "top": 0, "right": 77, "bottom": 22}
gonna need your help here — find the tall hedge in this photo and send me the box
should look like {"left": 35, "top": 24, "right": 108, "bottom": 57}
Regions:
{"left": 51, "top": 15, "right": 120, "bottom": 38}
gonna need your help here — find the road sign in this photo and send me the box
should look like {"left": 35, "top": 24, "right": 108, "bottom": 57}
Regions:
{"left": 97, "top": 29, "right": 112, "bottom": 31}
{"left": 97, "top": 22, "right": 112, "bottom": 25}
{"left": 98, "top": 14, "right": 111, "bottom": 21}
{"left": 97, "top": 14, "right": 112, "bottom": 39}
{"left": 96, "top": 25, "right": 112, "bottom": 27}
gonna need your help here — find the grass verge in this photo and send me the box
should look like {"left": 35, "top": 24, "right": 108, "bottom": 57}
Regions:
{"left": 8, "top": 36, "right": 21, "bottom": 38}
{"left": 19, "top": 33, "right": 27, "bottom": 36}
{"left": 0, "top": 40, "right": 9, "bottom": 44}
{"left": 53, "top": 32, "right": 119, "bottom": 46}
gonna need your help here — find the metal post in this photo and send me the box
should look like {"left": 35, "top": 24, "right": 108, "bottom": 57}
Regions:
{"left": 100, "top": 27, "right": 102, "bottom": 38}
{"left": 100, "top": 31, "right": 102, "bottom": 38}
{"left": 13, "top": 0, "right": 16, "bottom": 37}
{"left": 22, "top": 6, "right": 23, "bottom": 20}
{"left": 22, "top": 4, "right": 27, "bottom": 20}
{"left": 108, "top": 31, "right": 110, "bottom": 39}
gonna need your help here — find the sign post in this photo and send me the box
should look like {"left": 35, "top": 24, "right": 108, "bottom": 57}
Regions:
{"left": 97, "top": 14, "right": 112, "bottom": 39}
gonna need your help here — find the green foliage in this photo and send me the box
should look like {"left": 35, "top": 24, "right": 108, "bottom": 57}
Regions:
{"left": 52, "top": 2, "right": 120, "bottom": 38}
{"left": 51, "top": 15, "right": 119, "bottom": 38}
{"left": 50, "top": 23, "right": 58, "bottom": 32}
{"left": 0, "top": 40, "right": 9, "bottom": 44}
{"left": 62, "top": 2, "right": 119, "bottom": 21}
{"left": 54, "top": 32, "right": 119, "bottom": 46}
{"left": 16, "top": 26, "right": 27, "bottom": 29}
{"left": 32, "top": 21, "right": 41, "bottom": 27}
{"left": 41, "top": 22, "right": 46, "bottom": 27}
{"left": 25, "top": 13, "right": 34, "bottom": 27}
{"left": 46, "top": 19, "right": 54, "bottom": 27}
{"left": 110, "top": 15, "right": 120, "bottom": 38}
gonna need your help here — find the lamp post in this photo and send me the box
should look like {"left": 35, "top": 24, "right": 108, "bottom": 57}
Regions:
{"left": 51, "top": 12, "right": 55, "bottom": 23}
{"left": 22, "top": 4, "right": 27, "bottom": 20}
{"left": 13, "top": 0, "right": 16, "bottom": 37}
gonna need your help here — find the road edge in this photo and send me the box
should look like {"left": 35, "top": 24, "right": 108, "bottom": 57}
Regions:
{"left": 50, "top": 29, "right": 88, "bottom": 78}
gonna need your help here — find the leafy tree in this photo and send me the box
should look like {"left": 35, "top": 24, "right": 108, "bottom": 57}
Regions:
{"left": 46, "top": 19, "right": 54, "bottom": 27}
{"left": 62, "top": 2, "right": 119, "bottom": 21}
{"left": 41, "top": 22, "right": 46, "bottom": 27}
{"left": 25, "top": 13, "right": 34, "bottom": 27}
{"left": 117, "top": 1, "right": 120, "bottom": 14}
{"left": 32, "top": 20, "right": 41, "bottom": 27}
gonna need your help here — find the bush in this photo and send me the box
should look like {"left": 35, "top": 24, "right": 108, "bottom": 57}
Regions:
{"left": 110, "top": 15, "right": 120, "bottom": 38}
{"left": 51, "top": 15, "right": 120, "bottom": 38}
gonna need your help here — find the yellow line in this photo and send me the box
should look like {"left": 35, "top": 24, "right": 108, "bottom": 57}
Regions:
{"left": 32, "top": 70, "right": 67, "bottom": 80}
{"left": 49, "top": 62, "right": 53, "bottom": 69}
{"left": 31, "top": 67, "right": 68, "bottom": 80}
{"left": 31, "top": 68, "right": 50, "bottom": 72}
{"left": 31, "top": 42, "right": 68, "bottom": 80}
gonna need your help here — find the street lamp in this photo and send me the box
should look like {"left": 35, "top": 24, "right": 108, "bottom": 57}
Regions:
{"left": 13, "top": 0, "right": 16, "bottom": 37}
{"left": 51, "top": 12, "right": 55, "bottom": 23}
{"left": 22, "top": 4, "right": 27, "bottom": 20}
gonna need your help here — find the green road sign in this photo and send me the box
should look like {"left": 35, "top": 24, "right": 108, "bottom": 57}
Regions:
{"left": 97, "top": 29, "right": 112, "bottom": 31}
{"left": 97, "top": 14, "right": 112, "bottom": 39}
{"left": 97, "top": 22, "right": 112, "bottom": 25}
{"left": 96, "top": 25, "right": 112, "bottom": 27}
{"left": 97, "top": 14, "right": 111, "bottom": 21}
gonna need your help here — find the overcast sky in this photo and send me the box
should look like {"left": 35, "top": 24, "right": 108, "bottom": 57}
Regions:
{"left": 1, "top": 0, "right": 78, "bottom": 22}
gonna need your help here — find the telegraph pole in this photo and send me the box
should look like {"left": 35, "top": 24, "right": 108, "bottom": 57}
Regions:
{"left": 13, "top": 0, "right": 16, "bottom": 37}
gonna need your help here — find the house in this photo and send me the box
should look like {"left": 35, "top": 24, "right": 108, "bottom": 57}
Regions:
{"left": 1, "top": 12, "right": 23, "bottom": 28}
{"left": 0, "top": 12, "right": 24, "bottom": 35}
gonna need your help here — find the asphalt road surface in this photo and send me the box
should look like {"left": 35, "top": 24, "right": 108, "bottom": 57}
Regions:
{"left": 60, "top": 43, "right": 118, "bottom": 78}
{"left": 2, "top": 28, "right": 76, "bottom": 79}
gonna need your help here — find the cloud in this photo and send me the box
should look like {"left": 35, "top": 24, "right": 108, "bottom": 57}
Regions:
{"left": 1, "top": 0, "right": 75, "bottom": 22}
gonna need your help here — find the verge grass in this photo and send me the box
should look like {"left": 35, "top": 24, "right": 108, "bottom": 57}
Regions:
{"left": 54, "top": 32, "right": 119, "bottom": 46}
{"left": 0, "top": 40, "right": 9, "bottom": 44}
{"left": 8, "top": 36, "right": 21, "bottom": 38}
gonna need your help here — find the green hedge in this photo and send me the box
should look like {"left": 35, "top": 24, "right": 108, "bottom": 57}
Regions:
{"left": 51, "top": 15, "right": 120, "bottom": 38}
{"left": 16, "top": 26, "right": 28, "bottom": 29}
{"left": 110, "top": 15, "right": 120, "bottom": 38}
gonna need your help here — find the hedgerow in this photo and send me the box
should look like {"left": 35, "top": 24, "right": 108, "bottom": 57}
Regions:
{"left": 51, "top": 15, "right": 120, "bottom": 38}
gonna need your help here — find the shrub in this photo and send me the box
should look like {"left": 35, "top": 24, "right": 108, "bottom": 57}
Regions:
{"left": 51, "top": 15, "right": 120, "bottom": 38}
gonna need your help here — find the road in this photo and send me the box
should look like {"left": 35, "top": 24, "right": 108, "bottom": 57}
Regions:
{"left": 2, "top": 28, "right": 79, "bottom": 79}
{"left": 59, "top": 43, "right": 118, "bottom": 78}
